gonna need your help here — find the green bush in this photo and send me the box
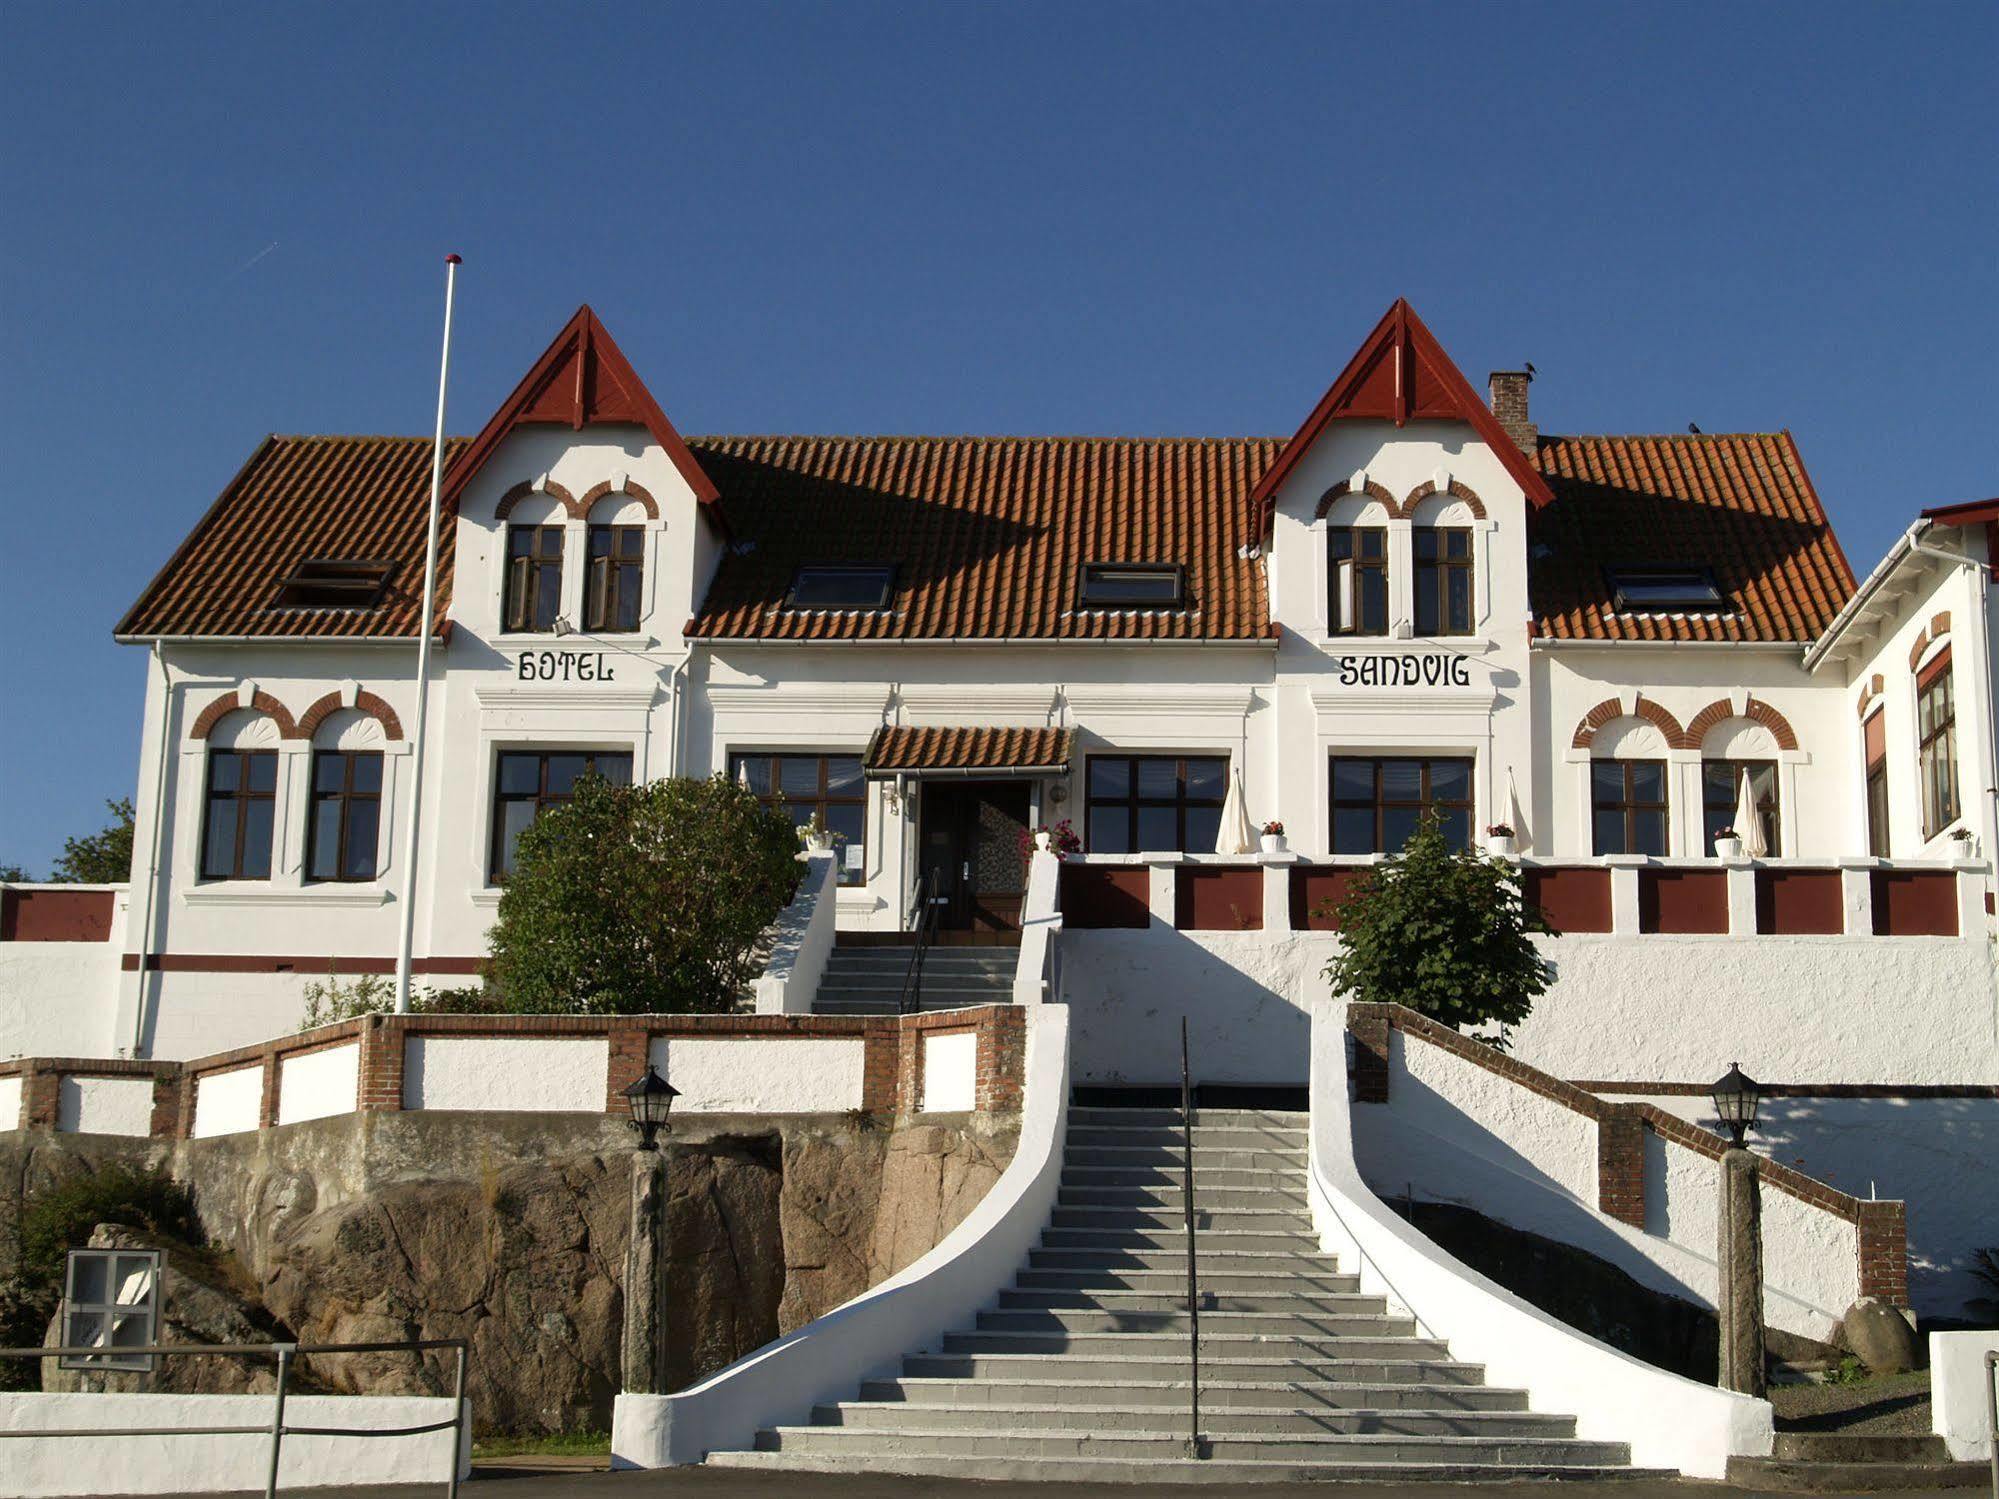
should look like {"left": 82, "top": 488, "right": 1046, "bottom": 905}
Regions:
{"left": 1322, "top": 812, "right": 1555, "bottom": 1046}
{"left": 298, "top": 968, "right": 490, "bottom": 1028}
{"left": 16, "top": 1163, "right": 202, "bottom": 1291}
{"left": 487, "top": 774, "right": 801, "bottom": 1014}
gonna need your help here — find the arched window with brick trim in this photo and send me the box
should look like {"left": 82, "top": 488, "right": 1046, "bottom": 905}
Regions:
{"left": 582, "top": 490, "right": 651, "bottom": 633}
{"left": 1689, "top": 700, "right": 1792, "bottom": 856}
{"left": 1406, "top": 488, "right": 1478, "bottom": 637}
{"left": 1576, "top": 704, "right": 1676, "bottom": 856}
{"left": 1319, "top": 481, "right": 1394, "bottom": 636}
{"left": 304, "top": 707, "right": 389, "bottom": 883}
{"left": 197, "top": 708, "right": 283, "bottom": 881}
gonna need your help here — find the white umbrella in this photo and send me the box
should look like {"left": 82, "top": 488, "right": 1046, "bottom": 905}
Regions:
{"left": 1505, "top": 768, "right": 1530, "bottom": 853}
{"left": 1733, "top": 770, "right": 1768, "bottom": 857}
{"left": 1216, "top": 767, "right": 1256, "bottom": 855}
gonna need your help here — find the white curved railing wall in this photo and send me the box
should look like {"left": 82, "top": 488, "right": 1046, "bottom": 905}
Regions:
{"left": 609, "top": 1003, "right": 1071, "bottom": 1467}
{"left": 1306, "top": 999, "right": 1771, "bottom": 1479}
{"left": 1011, "top": 848, "right": 1062, "bottom": 1006}
{"left": 752, "top": 852, "right": 839, "bottom": 1015}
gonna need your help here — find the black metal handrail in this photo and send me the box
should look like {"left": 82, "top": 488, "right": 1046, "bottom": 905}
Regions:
{"left": 1181, "top": 1015, "right": 1205, "bottom": 1459}
{"left": 899, "top": 870, "right": 939, "bottom": 1014}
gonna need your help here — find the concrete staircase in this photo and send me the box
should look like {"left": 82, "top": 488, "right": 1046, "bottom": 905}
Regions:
{"left": 706, "top": 1104, "right": 1645, "bottom": 1481}
{"left": 810, "top": 944, "right": 1015, "bottom": 1016}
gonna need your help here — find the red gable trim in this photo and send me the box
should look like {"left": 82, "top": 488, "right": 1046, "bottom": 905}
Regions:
{"left": 1920, "top": 497, "right": 1999, "bottom": 526}
{"left": 1251, "top": 299, "right": 1554, "bottom": 534}
{"left": 441, "top": 305, "right": 719, "bottom": 510}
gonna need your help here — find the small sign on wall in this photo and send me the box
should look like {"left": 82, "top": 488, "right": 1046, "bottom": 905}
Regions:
{"left": 514, "top": 650, "right": 618, "bottom": 683}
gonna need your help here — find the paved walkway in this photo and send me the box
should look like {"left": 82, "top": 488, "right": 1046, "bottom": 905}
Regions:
{"left": 161, "top": 1464, "right": 1983, "bottom": 1499}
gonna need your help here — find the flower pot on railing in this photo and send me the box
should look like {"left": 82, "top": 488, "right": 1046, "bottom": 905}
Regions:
{"left": 1259, "top": 832, "right": 1288, "bottom": 856}
{"left": 1485, "top": 833, "right": 1517, "bottom": 858}
{"left": 1714, "top": 834, "right": 1745, "bottom": 860}
{"left": 1034, "top": 830, "right": 1054, "bottom": 853}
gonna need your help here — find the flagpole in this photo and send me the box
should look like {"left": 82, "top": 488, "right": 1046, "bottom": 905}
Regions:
{"left": 394, "top": 254, "right": 461, "bottom": 1014}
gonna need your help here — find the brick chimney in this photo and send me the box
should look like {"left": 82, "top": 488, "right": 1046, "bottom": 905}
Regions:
{"left": 1488, "top": 370, "right": 1537, "bottom": 453}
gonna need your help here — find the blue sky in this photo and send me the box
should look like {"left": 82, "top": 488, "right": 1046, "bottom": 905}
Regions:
{"left": 1, "top": 1, "right": 1992, "bottom": 873}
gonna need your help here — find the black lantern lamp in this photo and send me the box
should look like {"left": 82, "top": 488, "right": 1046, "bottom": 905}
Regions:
{"left": 623, "top": 1066, "right": 680, "bottom": 1151}
{"left": 1710, "top": 1061, "right": 1762, "bottom": 1148}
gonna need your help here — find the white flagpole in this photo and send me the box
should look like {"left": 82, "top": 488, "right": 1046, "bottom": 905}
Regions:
{"left": 394, "top": 254, "right": 461, "bottom": 1014}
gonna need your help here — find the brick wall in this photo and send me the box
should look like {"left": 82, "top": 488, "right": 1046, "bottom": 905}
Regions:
{"left": 1348, "top": 1001, "right": 1909, "bottom": 1307}
{"left": 1, "top": 1005, "right": 1031, "bottom": 1140}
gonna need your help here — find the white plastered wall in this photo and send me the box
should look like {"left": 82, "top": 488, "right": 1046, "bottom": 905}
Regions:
{"left": 191, "top": 1064, "right": 263, "bottom": 1138}
{"left": 920, "top": 1030, "right": 978, "bottom": 1112}
{"left": 56, "top": 1076, "right": 155, "bottom": 1137}
{"left": 650, "top": 1036, "right": 864, "bottom": 1113}
{"left": 276, "top": 1042, "right": 360, "bottom": 1125}
{"left": 402, "top": 1036, "right": 608, "bottom": 1112}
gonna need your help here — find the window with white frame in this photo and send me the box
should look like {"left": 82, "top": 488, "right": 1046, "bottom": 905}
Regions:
{"left": 1591, "top": 759, "right": 1669, "bottom": 856}
{"left": 1412, "top": 526, "right": 1473, "bottom": 636}
{"left": 503, "top": 524, "right": 565, "bottom": 633}
{"left": 1917, "top": 649, "right": 1957, "bottom": 836}
{"left": 1327, "top": 527, "right": 1388, "bottom": 636}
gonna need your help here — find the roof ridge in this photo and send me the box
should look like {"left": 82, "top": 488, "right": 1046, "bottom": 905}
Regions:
{"left": 688, "top": 433, "right": 1287, "bottom": 445}
{"left": 1538, "top": 431, "right": 1789, "bottom": 442}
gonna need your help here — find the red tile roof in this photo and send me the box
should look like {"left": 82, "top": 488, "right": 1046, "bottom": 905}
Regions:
{"left": 684, "top": 436, "right": 1279, "bottom": 642}
{"left": 864, "top": 726, "right": 1075, "bottom": 776}
{"left": 117, "top": 435, "right": 469, "bottom": 641}
{"left": 1528, "top": 432, "right": 1855, "bottom": 643}
{"left": 118, "top": 429, "right": 1853, "bottom": 647}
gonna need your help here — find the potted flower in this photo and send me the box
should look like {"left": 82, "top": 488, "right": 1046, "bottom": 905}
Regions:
{"left": 1713, "top": 826, "right": 1744, "bottom": 860}
{"left": 1485, "top": 823, "right": 1517, "bottom": 858}
{"left": 1948, "top": 826, "right": 1976, "bottom": 856}
{"left": 1260, "top": 820, "right": 1288, "bottom": 856}
{"left": 802, "top": 809, "right": 839, "bottom": 853}
{"left": 1021, "top": 820, "right": 1083, "bottom": 860}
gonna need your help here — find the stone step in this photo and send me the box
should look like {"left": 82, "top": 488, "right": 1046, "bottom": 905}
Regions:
{"left": 997, "top": 1289, "right": 1387, "bottom": 1316}
{"left": 817, "top": 980, "right": 1009, "bottom": 998}
{"left": 973, "top": 1309, "right": 1418, "bottom": 1338}
{"left": 940, "top": 1331, "right": 1452, "bottom": 1361}
{"left": 748, "top": 1425, "right": 1632, "bottom": 1465}
{"left": 1067, "top": 1126, "right": 1305, "bottom": 1150}
{"left": 1056, "top": 1185, "right": 1310, "bottom": 1211}
{"left": 1014, "top": 1268, "right": 1361, "bottom": 1297}
{"left": 1724, "top": 1456, "right": 1988, "bottom": 1492}
{"left": 859, "top": 1376, "right": 1531, "bottom": 1413}
{"left": 1049, "top": 1206, "right": 1311, "bottom": 1233}
{"left": 810, "top": 999, "right": 997, "bottom": 1016}
{"left": 808, "top": 1401, "right": 1578, "bottom": 1439}
{"left": 1769, "top": 1434, "right": 1955, "bottom": 1463}
{"left": 1060, "top": 1166, "right": 1300, "bottom": 1190}
{"left": 708, "top": 1451, "right": 1657, "bottom": 1482}
{"left": 1064, "top": 1146, "right": 1306, "bottom": 1171}
{"left": 1028, "top": 1246, "right": 1335, "bottom": 1273}
{"left": 1067, "top": 1107, "right": 1308, "bottom": 1127}
{"left": 900, "top": 1352, "right": 1489, "bottom": 1386}
{"left": 1040, "top": 1226, "right": 1320, "bottom": 1252}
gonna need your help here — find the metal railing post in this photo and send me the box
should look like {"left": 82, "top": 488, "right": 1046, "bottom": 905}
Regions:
{"left": 1180, "top": 1016, "right": 1202, "bottom": 1459}
{"left": 265, "top": 1342, "right": 294, "bottom": 1499}
{"left": 449, "top": 1342, "right": 468, "bottom": 1499}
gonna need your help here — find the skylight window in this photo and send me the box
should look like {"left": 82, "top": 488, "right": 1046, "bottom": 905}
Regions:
{"left": 787, "top": 565, "right": 894, "bottom": 610}
{"left": 272, "top": 559, "right": 395, "bottom": 610}
{"left": 1607, "top": 568, "right": 1726, "bottom": 613}
{"left": 1079, "top": 563, "right": 1185, "bottom": 608}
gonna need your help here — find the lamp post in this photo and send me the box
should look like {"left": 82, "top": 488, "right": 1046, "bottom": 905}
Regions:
{"left": 1710, "top": 1061, "right": 1766, "bottom": 1397}
{"left": 621, "top": 1066, "right": 679, "bottom": 1395}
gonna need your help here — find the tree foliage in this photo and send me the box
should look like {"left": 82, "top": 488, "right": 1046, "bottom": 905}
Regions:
{"left": 486, "top": 774, "right": 801, "bottom": 1015}
{"left": 50, "top": 798, "right": 135, "bottom": 884}
{"left": 1322, "top": 813, "right": 1555, "bottom": 1043}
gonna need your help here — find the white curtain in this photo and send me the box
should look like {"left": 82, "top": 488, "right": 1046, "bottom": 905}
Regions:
{"left": 1216, "top": 767, "right": 1256, "bottom": 855}
{"left": 1505, "top": 768, "right": 1530, "bottom": 852}
{"left": 1733, "top": 771, "right": 1768, "bottom": 857}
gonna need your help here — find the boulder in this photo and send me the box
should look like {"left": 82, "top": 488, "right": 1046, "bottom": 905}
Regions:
{"left": 1840, "top": 1297, "right": 1920, "bottom": 1374}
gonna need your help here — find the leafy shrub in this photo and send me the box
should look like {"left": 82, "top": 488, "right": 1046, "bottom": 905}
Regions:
{"left": 299, "top": 969, "right": 491, "bottom": 1028}
{"left": 1322, "top": 812, "right": 1555, "bottom": 1045}
{"left": 487, "top": 774, "right": 801, "bottom": 1014}
{"left": 15, "top": 1164, "right": 202, "bottom": 1292}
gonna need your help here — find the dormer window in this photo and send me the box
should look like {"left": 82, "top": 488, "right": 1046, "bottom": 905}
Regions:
{"left": 1607, "top": 568, "right": 1726, "bottom": 613}
{"left": 787, "top": 565, "right": 894, "bottom": 610}
{"left": 273, "top": 559, "right": 394, "bottom": 610}
{"left": 504, "top": 525, "right": 564, "bottom": 632}
{"left": 1079, "top": 563, "right": 1184, "bottom": 608}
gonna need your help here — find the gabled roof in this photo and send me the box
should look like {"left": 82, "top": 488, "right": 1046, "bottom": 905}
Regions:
{"left": 1251, "top": 299, "right": 1556, "bottom": 532}
{"left": 1529, "top": 432, "right": 1855, "bottom": 644}
{"left": 440, "top": 305, "right": 718, "bottom": 508}
{"left": 864, "top": 726, "right": 1075, "bottom": 777}
{"left": 685, "top": 435, "right": 1278, "bottom": 642}
{"left": 116, "top": 435, "right": 469, "bottom": 641}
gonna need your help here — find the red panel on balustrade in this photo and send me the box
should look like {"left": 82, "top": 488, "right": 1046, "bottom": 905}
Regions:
{"left": 1756, "top": 870, "right": 1845, "bottom": 935}
{"left": 1521, "top": 867, "right": 1612, "bottom": 934}
{"left": 1059, "top": 865, "right": 1152, "bottom": 930}
{"left": 0, "top": 887, "right": 116, "bottom": 943}
{"left": 1290, "top": 866, "right": 1370, "bottom": 931}
{"left": 1639, "top": 870, "right": 1729, "bottom": 934}
{"left": 1175, "top": 867, "right": 1263, "bottom": 931}
{"left": 1870, "top": 871, "right": 1958, "bottom": 936}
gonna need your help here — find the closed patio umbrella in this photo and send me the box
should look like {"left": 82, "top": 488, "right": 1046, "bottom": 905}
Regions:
{"left": 1216, "top": 766, "right": 1256, "bottom": 855}
{"left": 1733, "top": 770, "right": 1768, "bottom": 857}
{"left": 1505, "top": 768, "right": 1530, "bottom": 853}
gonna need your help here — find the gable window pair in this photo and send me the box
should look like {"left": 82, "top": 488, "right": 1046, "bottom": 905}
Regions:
{"left": 1588, "top": 758, "right": 1784, "bottom": 857}
{"left": 200, "top": 750, "right": 381, "bottom": 882}
{"left": 1328, "top": 526, "right": 1473, "bottom": 637}
{"left": 503, "top": 523, "right": 645, "bottom": 634}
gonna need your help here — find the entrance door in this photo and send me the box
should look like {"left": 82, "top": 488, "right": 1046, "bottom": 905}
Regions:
{"left": 918, "top": 781, "right": 1031, "bottom": 939}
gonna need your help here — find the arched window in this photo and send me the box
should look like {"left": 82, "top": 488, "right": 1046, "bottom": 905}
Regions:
{"left": 1917, "top": 645, "right": 1957, "bottom": 836}
{"left": 1698, "top": 717, "right": 1782, "bottom": 855}
{"left": 1320, "top": 485, "right": 1394, "bottom": 637}
{"left": 199, "top": 710, "right": 282, "bottom": 881}
{"left": 1586, "top": 716, "right": 1671, "bottom": 856}
{"left": 306, "top": 709, "right": 386, "bottom": 883}
{"left": 584, "top": 494, "right": 649, "bottom": 633}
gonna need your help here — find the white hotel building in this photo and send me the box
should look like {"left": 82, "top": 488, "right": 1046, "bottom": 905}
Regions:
{"left": 2, "top": 298, "right": 1995, "bottom": 1331}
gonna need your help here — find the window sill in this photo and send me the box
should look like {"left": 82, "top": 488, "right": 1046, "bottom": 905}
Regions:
{"left": 1318, "top": 635, "right": 1494, "bottom": 652}
{"left": 471, "top": 889, "right": 503, "bottom": 907}
{"left": 183, "top": 885, "right": 392, "bottom": 908}
{"left": 491, "top": 632, "right": 656, "bottom": 648}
